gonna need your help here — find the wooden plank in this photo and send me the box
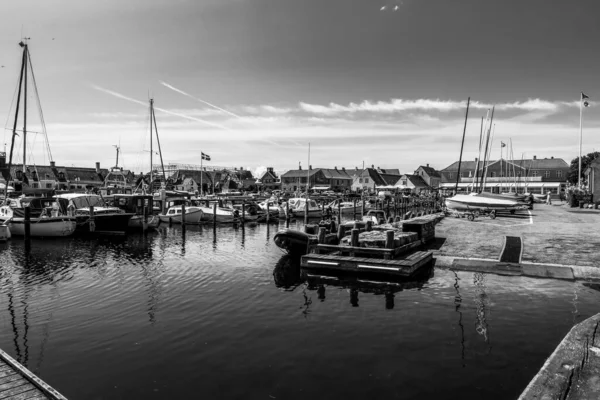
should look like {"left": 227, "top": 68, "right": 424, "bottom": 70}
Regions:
{"left": 0, "top": 366, "right": 13, "bottom": 374}
{"left": 0, "top": 384, "right": 39, "bottom": 400}
{"left": 0, "top": 370, "right": 18, "bottom": 379}
{"left": 0, "top": 374, "right": 25, "bottom": 386}
{"left": 10, "top": 390, "right": 47, "bottom": 400}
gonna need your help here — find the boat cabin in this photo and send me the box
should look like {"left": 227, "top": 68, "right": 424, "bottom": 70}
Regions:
{"left": 111, "top": 195, "right": 154, "bottom": 216}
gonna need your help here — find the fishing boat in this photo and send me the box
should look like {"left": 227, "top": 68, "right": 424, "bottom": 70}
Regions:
{"left": 54, "top": 193, "right": 134, "bottom": 234}
{"left": 445, "top": 194, "right": 527, "bottom": 212}
{"left": 110, "top": 194, "right": 160, "bottom": 230}
{"left": 0, "top": 197, "right": 76, "bottom": 237}
{"left": 158, "top": 204, "right": 204, "bottom": 224}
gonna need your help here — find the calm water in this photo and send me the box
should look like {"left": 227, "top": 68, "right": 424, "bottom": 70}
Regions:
{"left": 0, "top": 221, "right": 598, "bottom": 399}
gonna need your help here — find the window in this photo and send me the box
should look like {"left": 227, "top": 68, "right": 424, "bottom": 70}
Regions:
{"left": 532, "top": 171, "right": 538, "bottom": 177}
{"left": 544, "top": 170, "right": 550, "bottom": 178}
{"left": 365, "top": 178, "right": 369, "bottom": 183}
{"left": 491, "top": 172, "right": 496, "bottom": 177}
{"left": 46, "top": 183, "right": 53, "bottom": 189}
{"left": 460, "top": 172, "right": 464, "bottom": 178}
{"left": 448, "top": 173, "right": 453, "bottom": 179}
{"left": 359, "top": 178, "right": 362, "bottom": 183}
{"left": 557, "top": 171, "right": 563, "bottom": 178}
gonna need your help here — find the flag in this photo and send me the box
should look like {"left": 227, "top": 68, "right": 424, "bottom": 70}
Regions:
{"left": 201, "top": 152, "right": 211, "bottom": 161}
{"left": 582, "top": 92, "right": 590, "bottom": 107}
{"left": 501, "top": 142, "right": 506, "bottom": 148}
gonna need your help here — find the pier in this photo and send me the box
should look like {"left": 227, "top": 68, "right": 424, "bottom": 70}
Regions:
{"left": 0, "top": 348, "right": 66, "bottom": 399}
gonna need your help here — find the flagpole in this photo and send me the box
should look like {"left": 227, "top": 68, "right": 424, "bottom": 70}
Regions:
{"left": 579, "top": 92, "right": 583, "bottom": 188}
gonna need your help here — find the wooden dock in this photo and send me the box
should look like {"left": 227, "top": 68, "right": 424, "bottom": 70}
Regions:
{"left": 0, "top": 348, "right": 66, "bottom": 400}
{"left": 301, "top": 251, "right": 433, "bottom": 277}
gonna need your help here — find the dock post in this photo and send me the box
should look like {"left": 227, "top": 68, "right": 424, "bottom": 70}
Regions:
{"left": 213, "top": 202, "right": 217, "bottom": 225}
{"left": 330, "top": 219, "right": 336, "bottom": 233}
{"left": 388, "top": 217, "right": 394, "bottom": 223}
{"left": 385, "top": 230, "right": 395, "bottom": 249}
{"left": 337, "top": 224, "right": 345, "bottom": 243}
{"left": 89, "top": 206, "right": 95, "bottom": 232}
{"left": 317, "top": 227, "right": 326, "bottom": 244}
{"left": 24, "top": 206, "right": 31, "bottom": 239}
{"left": 181, "top": 202, "right": 186, "bottom": 225}
{"left": 142, "top": 203, "right": 148, "bottom": 232}
{"left": 304, "top": 199, "right": 308, "bottom": 225}
{"left": 366, "top": 220, "right": 373, "bottom": 232}
{"left": 386, "top": 199, "right": 390, "bottom": 216}
{"left": 362, "top": 198, "right": 365, "bottom": 216}
{"left": 241, "top": 203, "right": 246, "bottom": 225}
{"left": 350, "top": 228, "right": 359, "bottom": 247}
{"left": 169, "top": 216, "right": 172, "bottom": 226}
{"left": 353, "top": 199, "right": 357, "bottom": 220}
{"left": 266, "top": 202, "right": 270, "bottom": 223}
{"left": 285, "top": 202, "right": 290, "bottom": 221}
{"left": 337, "top": 201, "right": 341, "bottom": 225}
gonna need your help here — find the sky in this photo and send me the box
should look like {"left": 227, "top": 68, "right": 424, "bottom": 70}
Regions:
{"left": 1, "top": 0, "right": 599, "bottom": 176}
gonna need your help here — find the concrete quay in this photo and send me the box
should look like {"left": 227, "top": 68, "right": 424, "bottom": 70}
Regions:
{"left": 428, "top": 202, "right": 600, "bottom": 281}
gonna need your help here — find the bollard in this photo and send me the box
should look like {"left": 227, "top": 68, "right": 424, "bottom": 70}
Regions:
{"left": 24, "top": 206, "right": 31, "bottom": 239}
{"left": 181, "top": 202, "right": 186, "bottom": 225}
{"left": 318, "top": 227, "right": 327, "bottom": 244}
{"left": 89, "top": 206, "right": 95, "bottom": 233}
{"left": 241, "top": 203, "right": 246, "bottom": 225}
{"left": 366, "top": 220, "right": 373, "bottom": 232}
{"left": 385, "top": 230, "right": 395, "bottom": 249}
{"left": 350, "top": 228, "right": 359, "bottom": 247}
{"left": 213, "top": 202, "right": 217, "bottom": 225}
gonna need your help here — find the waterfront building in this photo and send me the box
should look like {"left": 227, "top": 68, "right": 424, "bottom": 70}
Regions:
{"left": 280, "top": 166, "right": 353, "bottom": 192}
{"left": 394, "top": 174, "right": 431, "bottom": 193}
{"left": 440, "top": 156, "right": 569, "bottom": 194}
{"left": 585, "top": 159, "right": 600, "bottom": 200}
{"left": 256, "top": 167, "right": 281, "bottom": 191}
{"left": 168, "top": 169, "right": 213, "bottom": 193}
{"left": 350, "top": 166, "right": 401, "bottom": 193}
{"left": 414, "top": 164, "right": 441, "bottom": 188}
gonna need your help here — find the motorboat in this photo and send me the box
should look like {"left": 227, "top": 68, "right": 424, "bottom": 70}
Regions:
{"left": 445, "top": 194, "right": 528, "bottom": 212}
{"left": 326, "top": 199, "right": 362, "bottom": 215}
{"left": 361, "top": 209, "right": 389, "bottom": 225}
{"left": 158, "top": 204, "right": 204, "bottom": 224}
{"left": 197, "top": 203, "right": 239, "bottom": 223}
{"left": 290, "top": 198, "right": 322, "bottom": 218}
{"left": 54, "top": 193, "right": 134, "bottom": 234}
{"left": 274, "top": 228, "right": 315, "bottom": 255}
{"left": 0, "top": 197, "right": 76, "bottom": 237}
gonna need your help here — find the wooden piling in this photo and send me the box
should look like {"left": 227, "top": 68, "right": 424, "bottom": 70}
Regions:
{"left": 304, "top": 198, "right": 308, "bottom": 225}
{"left": 318, "top": 227, "right": 326, "bottom": 244}
{"left": 241, "top": 203, "right": 246, "bottom": 224}
{"left": 266, "top": 202, "right": 270, "bottom": 223}
{"left": 213, "top": 202, "right": 217, "bottom": 225}
{"left": 385, "top": 230, "right": 395, "bottom": 249}
{"left": 353, "top": 199, "right": 357, "bottom": 220}
{"left": 285, "top": 202, "right": 290, "bottom": 220}
{"left": 337, "top": 224, "right": 345, "bottom": 242}
{"left": 362, "top": 198, "right": 365, "bottom": 216}
{"left": 24, "top": 206, "right": 31, "bottom": 239}
{"left": 366, "top": 220, "right": 373, "bottom": 232}
{"left": 337, "top": 201, "right": 341, "bottom": 225}
{"left": 350, "top": 228, "right": 359, "bottom": 247}
{"left": 89, "top": 206, "right": 95, "bottom": 232}
{"left": 181, "top": 202, "right": 186, "bottom": 225}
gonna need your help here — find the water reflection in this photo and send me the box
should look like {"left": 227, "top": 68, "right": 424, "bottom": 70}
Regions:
{"left": 453, "top": 271, "right": 466, "bottom": 367}
{"left": 473, "top": 273, "right": 492, "bottom": 352}
{"left": 272, "top": 255, "right": 302, "bottom": 290}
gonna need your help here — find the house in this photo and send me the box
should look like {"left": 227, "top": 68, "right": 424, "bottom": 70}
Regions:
{"left": 440, "top": 155, "right": 569, "bottom": 194}
{"left": 350, "top": 166, "right": 401, "bottom": 193}
{"left": 414, "top": 164, "right": 441, "bottom": 188}
{"left": 280, "top": 166, "right": 353, "bottom": 192}
{"left": 394, "top": 174, "right": 431, "bottom": 193}
{"left": 257, "top": 167, "right": 280, "bottom": 190}
{"left": 169, "top": 169, "right": 213, "bottom": 193}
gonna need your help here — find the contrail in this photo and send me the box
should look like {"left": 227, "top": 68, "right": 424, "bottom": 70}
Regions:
{"left": 91, "top": 84, "right": 232, "bottom": 131}
{"left": 160, "top": 81, "right": 250, "bottom": 122}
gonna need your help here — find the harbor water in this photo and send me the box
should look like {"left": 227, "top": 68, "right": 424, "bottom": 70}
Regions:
{"left": 0, "top": 221, "right": 599, "bottom": 399}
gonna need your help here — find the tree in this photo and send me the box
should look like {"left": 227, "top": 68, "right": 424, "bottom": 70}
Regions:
{"left": 568, "top": 151, "right": 600, "bottom": 185}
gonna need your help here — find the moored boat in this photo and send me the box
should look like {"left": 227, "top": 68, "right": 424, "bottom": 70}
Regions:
{"left": 274, "top": 228, "right": 314, "bottom": 255}
{"left": 158, "top": 205, "right": 204, "bottom": 224}
{"left": 445, "top": 194, "right": 527, "bottom": 212}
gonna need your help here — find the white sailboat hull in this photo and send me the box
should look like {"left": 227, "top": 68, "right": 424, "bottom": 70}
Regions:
{"left": 445, "top": 194, "right": 526, "bottom": 212}
{"left": 8, "top": 217, "right": 77, "bottom": 237}
{"left": 159, "top": 208, "right": 204, "bottom": 224}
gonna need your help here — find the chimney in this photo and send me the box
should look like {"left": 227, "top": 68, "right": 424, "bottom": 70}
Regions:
{"left": 533, "top": 155, "right": 537, "bottom": 160}
{"left": 475, "top": 157, "right": 478, "bottom": 163}
{"left": 551, "top": 156, "right": 554, "bottom": 159}
{"left": 309, "top": 165, "right": 312, "bottom": 170}
{"left": 371, "top": 164, "right": 374, "bottom": 168}
{"left": 240, "top": 166, "right": 243, "bottom": 171}
{"left": 95, "top": 162, "right": 100, "bottom": 173}
{"left": 299, "top": 165, "right": 302, "bottom": 170}
{"left": 355, "top": 167, "right": 358, "bottom": 170}
{"left": 427, "top": 163, "right": 429, "bottom": 167}
{"left": 50, "top": 161, "right": 56, "bottom": 168}
{"left": 342, "top": 167, "right": 345, "bottom": 171}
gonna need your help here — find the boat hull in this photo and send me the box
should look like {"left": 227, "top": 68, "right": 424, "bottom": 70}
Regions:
{"left": 8, "top": 217, "right": 77, "bottom": 237}
{"left": 75, "top": 213, "right": 134, "bottom": 235}
{"left": 0, "top": 224, "right": 11, "bottom": 241}
{"left": 158, "top": 209, "right": 204, "bottom": 224}
{"left": 445, "top": 195, "right": 526, "bottom": 212}
{"left": 128, "top": 215, "right": 161, "bottom": 230}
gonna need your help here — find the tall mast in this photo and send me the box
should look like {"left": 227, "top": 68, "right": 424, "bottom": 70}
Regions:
{"left": 150, "top": 99, "right": 153, "bottom": 186}
{"left": 454, "top": 97, "right": 470, "bottom": 194}
{"left": 480, "top": 107, "right": 495, "bottom": 192}
{"left": 578, "top": 92, "right": 583, "bottom": 188}
{"left": 473, "top": 116, "right": 484, "bottom": 192}
{"left": 151, "top": 101, "right": 166, "bottom": 184}
{"left": 23, "top": 43, "right": 28, "bottom": 176}
{"left": 7, "top": 43, "right": 27, "bottom": 197}
{"left": 307, "top": 143, "right": 310, "bottom": 196}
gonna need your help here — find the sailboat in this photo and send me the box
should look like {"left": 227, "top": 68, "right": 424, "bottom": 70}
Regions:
{"left": 0, "top": 41, "right": 77, "bottom": 237}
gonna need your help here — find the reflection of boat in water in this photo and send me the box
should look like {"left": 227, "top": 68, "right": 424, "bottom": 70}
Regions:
{"left": 272, "top": 255, "right": 303, "bottom": 290}
{"left": 445, "top": 194, "right": 527, "bottom": 212}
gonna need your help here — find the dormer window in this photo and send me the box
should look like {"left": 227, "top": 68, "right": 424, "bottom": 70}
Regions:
{"left": 15, "top": 170, "right": 22, "bottom": 180}
{"left": 58, "top": 172, "right": 65, "bottom": 180}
